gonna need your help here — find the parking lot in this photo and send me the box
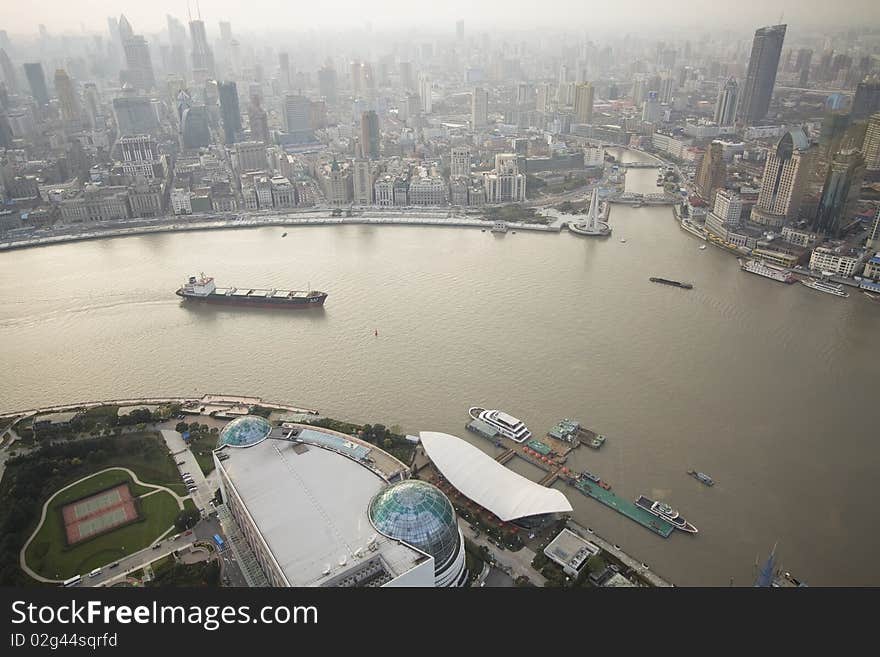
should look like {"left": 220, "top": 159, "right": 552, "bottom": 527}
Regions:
{"left": 159, "top": 428, "right": 215, "bottom": 512}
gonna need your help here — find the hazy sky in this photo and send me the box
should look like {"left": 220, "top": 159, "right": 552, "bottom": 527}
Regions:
{"left": 4, "top": 0, "right": 880, "bottom": 36}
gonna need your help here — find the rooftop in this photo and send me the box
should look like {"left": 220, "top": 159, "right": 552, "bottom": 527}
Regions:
{"left": 216, "top": 435, "right": 428, "bottom": 586}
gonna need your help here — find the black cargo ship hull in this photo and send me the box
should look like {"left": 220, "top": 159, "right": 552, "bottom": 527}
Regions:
{"left": 176, "top": 289, "right": 327, "bottom": 308}
{"left": 649, "top": 277, "right": 693, "bottom": 289}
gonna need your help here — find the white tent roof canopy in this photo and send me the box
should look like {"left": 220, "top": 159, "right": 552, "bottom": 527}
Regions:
{"left": 419, "top": 431, "right": 573, "bottom": 522}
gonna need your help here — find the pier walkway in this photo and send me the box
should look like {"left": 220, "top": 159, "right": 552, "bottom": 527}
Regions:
{"left": 565, "top": 477, "right": 675, "bottom": 538}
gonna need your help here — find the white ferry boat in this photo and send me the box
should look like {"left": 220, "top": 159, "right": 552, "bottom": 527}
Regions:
{"left": 738, "top": 258, "right": 796, "bottom": 284}
{"left": 468, "top": 407, "right": 531, "bottom": 443}
{"left": 800, "top": 279, "right": 849, "bottom": 298}
{"left": 635, "top": 496, "right": 698, "bottom": 533}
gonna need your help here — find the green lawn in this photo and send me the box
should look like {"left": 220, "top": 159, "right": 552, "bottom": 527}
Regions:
{"left": 26, "top": 470, "right": 181, "bottom": 580}
{"left": 113, "top": 431, "right": 189, "bottom": 496}
{"left": 186, "top": 434, "right": 217, "bottom": 476}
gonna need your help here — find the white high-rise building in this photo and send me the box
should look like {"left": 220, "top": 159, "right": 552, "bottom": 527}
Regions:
{"left": 450, "top": 147, "right": 471, "bottom": 179}
{"left": 714, "top": 78, "right": 739, "bottom": 127}
{"left": 752, "top": 128, "right": 813, "bottom": 227}
{"left": 471, "top": 87, "right": 488, "bottom": 128}
{"left": 482, "top": 154, "right": 526, "bottom": 203}
{"left": 419, "top": 74, "right": 432, "bottom": 114}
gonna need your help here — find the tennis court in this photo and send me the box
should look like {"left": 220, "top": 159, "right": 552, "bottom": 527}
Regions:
{"left": 62, "top": 484, "right": 140, "bottom": 545}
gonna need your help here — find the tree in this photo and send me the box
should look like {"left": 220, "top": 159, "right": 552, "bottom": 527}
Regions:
{"left": 175, "top": 422, "right": 188, "bottom": 433}
{"left": 383, "top": 438, "right": 393, "bottom": 449}
{"left": 175, "top": 508, "right": 201, "bottom": 532}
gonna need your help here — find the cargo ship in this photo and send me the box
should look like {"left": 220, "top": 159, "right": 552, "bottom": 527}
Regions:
{"left": 649, "top": 277, "right": 693, "bottom": 289}
{"left": 176, "top": 274, "right": 328, "bottom": 308}
{"left": 738, "top": 258, "right": 796, "bottom": 284}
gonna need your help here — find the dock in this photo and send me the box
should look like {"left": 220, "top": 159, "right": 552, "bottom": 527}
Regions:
{"left": 495, "top": 449, "right": 516, "bottom": 465}
{"left": 563, "top": 476, "right": 675, "bottom": 538}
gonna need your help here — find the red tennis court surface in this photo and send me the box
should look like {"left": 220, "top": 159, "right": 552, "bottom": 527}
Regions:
{"left": 61, "top": 483, "right": 139, "bottom": 545}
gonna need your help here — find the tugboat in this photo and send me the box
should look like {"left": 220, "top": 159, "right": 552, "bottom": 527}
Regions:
{"left": 635, "top": 496, "right": 698, "bottom": 533}
{"left": 282, "top": 232, "right": 288, "bottom": 237}
{"left": 650, "top": 277, "right": 693, "bottom": 289}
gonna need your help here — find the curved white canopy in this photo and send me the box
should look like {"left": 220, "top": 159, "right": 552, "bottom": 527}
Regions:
{"left": 419, "top": 431, "right": 573, "bottom": 521}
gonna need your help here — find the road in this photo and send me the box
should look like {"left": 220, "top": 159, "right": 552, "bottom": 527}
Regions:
{"left": 459, "top": 520, "right": 547, "bottom": 586}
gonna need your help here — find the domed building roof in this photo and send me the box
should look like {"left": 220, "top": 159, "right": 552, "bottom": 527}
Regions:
{"left": 218, "top": 415, "right": 272, "bottom": 448}
{"left": 369, "top": 480, "right": 463, "bottom": 583}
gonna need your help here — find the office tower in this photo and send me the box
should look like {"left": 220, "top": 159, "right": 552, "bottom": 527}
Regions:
{"left": 248, "top": 95, "right": 269, "bottom": 143}
{"left": 283, "top": 93, "right": 312, "bottom": 139}
{"left": 360, "top": 110, "right": 380, "bottom": 159}
{"left": 233, "top": 141, "right": 268, "bottom": 173}
{"left": 181, "top": 105, "right": 211, "bottom": 149}
{"left": 218, "top": 81, "right": 241, "bottom": 144}
{"left": 318, "top": 63, "right": 337, "bottom": 103}
{"left": 813, "top": 149, "right": 865, "bottom": 237}
{"left": 117, "top": 14, "right": 134, "bottom": 42}
{"left": 54, "top": 69, "right": 80, "bottom": 124}
{"left": 189, "top": 18, "right": 215, "bottom": 82}
{"left": 82, "top": 83, "right": 102, "bottom": 129}
{"left": 0, "top": 49, "right": 17, "bottom": 94}
{"left": 450, "top": 146, "right": 470, "bottom": 179}
{"left": 278, "top": 52, "right": 291, "bottom": 89}
{"left": 658, "top": 73, "right": 674, "bottom": 104}
{"left": 695, "top": 141, "right": 726, "bottom": 203}
{"left": 471, "top": 87, "right": 488, "bottom": 128}
{"left": 642, "top": 91, "right": 660, "bottom": 123}
{"left": 456, "top": 20, "right": 464, "bottom": 41}
{"left": 219, "top": 21, "right": 232, "bottom": 47}
{"left": 752, "top": 128, "right": 813, "bottom": 227}
{"left": 352, "top": 159, "right": 372, "bottom": 205}
{"left": 399, "top": 61, "right": 414, "bottom": 91}
{"left": 419, "top": 74, "right": 432, "bottom": 114}
{"left": 23, "top": 63, "right": 49, "bottom": 105}
{"left": 167, "top": 15, "right": 188, "bottom": 76}
{"left": 714, "top": 77, "right": 738, "bottom": 126}
{"left": 852, "top": 76, "right": 880, "bottom": 121}
{"left": 113, "top": 94, "right": 160, "bottom": 136}
{"left": 819, "top": 112, "right": 851, "bottom": 163}
{"left": 796, "top": 49, "right": 812, "bottom": 86}
{"left": 574, "top": 82, "right": 594, "bottom": 124}
{"left": 631, "top": 77, "right": 647, "bottom": 106}
{"left": 737, "top": 24, "right": 786, "bottom": 124}
{"left": 350, "top": 60, "right": 362, "bottom": 95}
{"left": 482, "top": 154, "right": 526, "bottom": 203}
{"left": 862, "top": 113, "right": 880, "bottom": 173}
{"left": 119, "top": 16, "right": 156, "bottom": 92}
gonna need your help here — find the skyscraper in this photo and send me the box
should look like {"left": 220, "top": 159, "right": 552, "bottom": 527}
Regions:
{"left": 641, "top": 91, "right": 660, "bottom": 123}
{"left": 796, "top": 48, "right": 812, "bottom": 86}
{"left": 752, "top": 128, "right": 813, "bottom": 228}
{"left": 189, "top": 18, "right": 215, "bottom": 82}
{"left": 283, "top": 94, "right": 312, "bottom": 140}
{"left": 318, "top": 63, "right": 337, "bottom": 103}
{"left": 714, "top": 78, "right": 738, "bottom": 126}
{"left": 278, "top": 53, "right": 291, "bottom": 89}
{"left": 574, "top": 82, "right": 594, "bottom": 124}
{"left": 419, "top": 74, "right": 432, "bottom": 114}
{"left": 862, "top": 113, "right": 880, "bottom": 173}
{"left": 737, "top": 24, "right": 786, "bottom": 125}
{"left": 118, "top": 17, "right": 156, "bottom": 93}
{"left": 54, "top": 69, "right": 80, "bottom": 124}
{"left": 398, "top": 62, "right": 413, "bottom": 91}
{"left": 0, "top": 49, "right": 17, "bottom": 94}
{"left": 456, "top": 20, "right": 464, "bottom": 41}
{"left": 471, "top": 87, "right": 488, "bottom": 128}
{"left": 360, "top": 110, "right": 380, "bottom": 159}
{"left": 852, "top": 76, "right": 880, "bottom": 121}
{"left": 218, "top": 81, "right": 241, "bottom": 144}
{"left": 695, "top": 141, "right": 726, "bottom": 203}
{"left": 813, "top": 149, "right": 865, "bottom": 237}
{"left": 23, "top": 63, "right": 49, "bottom": 106}
{"left": 248, "top": 95, "right": 269, "bottom": 144}
{"left": 181, "top": 105, "right": 212, "bottom": 149}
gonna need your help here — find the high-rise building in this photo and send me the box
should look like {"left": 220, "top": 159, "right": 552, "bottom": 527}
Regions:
{"left": 574, "top": 83, "right": 594, "bottom": 124}
{"left": 189, "top": 19, "right": 215, "bottom": 82}
{"left": 419, "top": 74, "right": 432, "bottom": 114}
{"left": 119, "top": 134, "right": 164, "bottom": 180}
{"left": 278, "top": 52, "right": 291, "bottom": 89}
{"left": 450, "top": 146, "right": 470, "bottom": 179}
{"left": 218, "top": 81, "right": 241, "bottom": 144}
{"left": 796, "top": 48, "right": 812, "bottom": 86}
{"left": 360, "top": 110, "right": 380, "bottom": 159}
{"left": 398, "top": 61, "right": 413, "bottom": 91}
{"left": 536, "top": 83, "right": 553, "bottom": 114}
{"left": 866, "top": 209, "right": 880, "bottom": 250}
{"left": 482, "top": 154, "right": 526, "bottom": 203}
{"left": 695, "top": 141, "right": 726, "bottom": 203}
{"left": 456, "top": 20, "right": 464, "bottom": 41}
{"left": 82, "top": 83, "right": 102, "bottom": 129}
{"left": 181, "top": 105, "right": 212, "bottom": 149}
{"left": 709, "top": 189, "right": 743, "bottom": 226}
{"left": 248, "top": 95, "right": 269, "bottom": 144}
{"left": 122, "top": 35, "right": 156, "bottom": 92}
{"left": 0, "top": 49, "right": 17, "bottom": 94}
{"left": 658, "top": 73, "right": 675, "bottom": 105}
{"left": 471, "top": 87, "right": 488, "bottom": 128}
{"left": 113, "top": 94, "right": 160, "bottom": 136}
{"left": 641, "top": 91, "right": 660, "bottom": 123}
{"left": 23, "top": 63, "right": 49, "bottom": 106}
{"left": 752, "top": 128, "right": 813, "bottom": 227}
{"left": 812, "top": 149, "right": 865, "bottom": 237}
{"left": 233, "top": 141, "right": 268, "bottom": 173}
{"left": 737, "top": 24, "right": 786, "bottom": 124}
{"left": 852, "top": 76, "right": 880, "bottom": 121}
{"left": 283, "top": 94, "right": 312, "bottom": 140}
{"left": 318, "top": 63, "right": 337, "bottom": 103}
{"left": 352, "top": 159, "right": 372, "bottom": 205}
{"left": 862, "top": 113, "right": 880, "bottom": 173}
{"left": 54, "top": 69, "right": 81, "bottom": 124}
{"left": 714, "top": 78, "right": 738, "bottom": 126}
{"left": 350, "top": 60, "right": 362, "bottom": 95}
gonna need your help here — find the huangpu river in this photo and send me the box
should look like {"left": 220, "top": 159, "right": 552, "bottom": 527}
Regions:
{"left": 2, "top": 148, "right": 878, "bottom": 586}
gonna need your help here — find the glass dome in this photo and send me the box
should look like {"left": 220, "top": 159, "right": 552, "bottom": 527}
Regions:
{"left": 369, "top": 480, "right": 459, "bottom": 568}
{"left": 217, "top": 415, "right": 272, "bottom": 448}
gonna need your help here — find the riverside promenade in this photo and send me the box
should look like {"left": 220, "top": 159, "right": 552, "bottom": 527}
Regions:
{"left": 0, "top": 209, "right": 563, "bottom": 252}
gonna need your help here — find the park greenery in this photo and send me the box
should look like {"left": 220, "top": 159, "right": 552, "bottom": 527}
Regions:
{"left": 0, "top": 431, "right": 183, "bottom": 585}
{"left": 175, "top": 421, "right": 219, "bottom": 475}
{"left": 482, "top": 203, "right": 548, "bottom": 224}
{"left": 147, "top": 559, "right": 220, "bottom": 587}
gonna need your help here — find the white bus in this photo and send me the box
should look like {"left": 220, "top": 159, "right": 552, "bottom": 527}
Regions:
{"left": 62, "top": 575, "right": 82, "bottom": 587}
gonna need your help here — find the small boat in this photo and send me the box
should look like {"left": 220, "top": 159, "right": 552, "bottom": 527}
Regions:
{"left": 801, "top": 278, "right": 849, "bottom": 298}
{"left": 864, "top": 291, "right": 880, "bottom": 302}
{"left": 687, "top": 470, "right": 715, "bottom": 486}
{"left": 620, "top": 238, "right": 627, "bottom": 243}
{"left": 699, "top": 245, "right": 707, "bottom": 250}
{"left": 281, "top": 232, "right": 287, "bottom": 237}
